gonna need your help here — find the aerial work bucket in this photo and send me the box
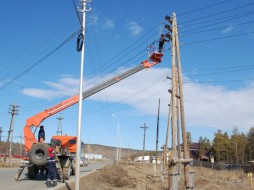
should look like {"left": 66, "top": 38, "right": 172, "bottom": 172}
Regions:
{"left": 147, "top": 44, "right": 163, "bottom": 63}
{"left": 149, "top": 51, "right": 163, "bottom": 63}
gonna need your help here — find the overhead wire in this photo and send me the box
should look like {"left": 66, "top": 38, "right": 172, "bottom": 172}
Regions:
{"left": 0, "top": 31, "right": 80, "bottom": 90}
{"left": 177, "top": 0, "right": 233, "bottom": 17}
{"left": 14, "top": 0, "right": 254, "bottom": 119}
{"left": 0, "top": 7, "right": 78, "bottom": 78}
{"left": 183, "top": 31, "right": 254, "bottom": 46}
{"left": 71, "top": 0, "right": 82, "bottom": 26}
{"left": 179, "top": 2, "right": 254, "bottom": 25}
{"left": 182, "top": 20, "right": 254, "bottom": 36}
{"left": 89, "top": 9, "right": 114, "bottom": 135}
{"left": 181, "top": 11, "right": 254, "bottom": 33}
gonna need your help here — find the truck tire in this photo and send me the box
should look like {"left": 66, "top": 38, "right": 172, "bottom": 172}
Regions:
{"left": 27, "top": 165, "right": 39, "bottom": 179}
{"left": 29, "top": 143, "right": 49, "bottom": 165}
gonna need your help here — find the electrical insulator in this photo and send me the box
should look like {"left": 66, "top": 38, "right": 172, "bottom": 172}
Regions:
{"left": 165, "top": 24, "right": 172, "bottom": 32}
{"left": 165, "top": 33, "right": 172, "bottom": 41}
{"left": 165, "top": 15, "right": 172, "bottom": 24}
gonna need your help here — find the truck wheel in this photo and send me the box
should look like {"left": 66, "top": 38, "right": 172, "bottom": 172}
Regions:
{"left": 29, "top": 143, "right": 49, "bottom": 165}
{"left": 27, "top": 165, "right": 39, "bottom": 179}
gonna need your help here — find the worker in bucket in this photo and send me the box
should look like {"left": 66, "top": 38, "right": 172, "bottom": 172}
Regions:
{"left": 158, "top": 34, "right": 169, "bottom": 53}
{"left": 46, "top": 147, "right": 57, "bottom": 188}
{"left": 38, "top": 125, "right": 45, "bottom": 142}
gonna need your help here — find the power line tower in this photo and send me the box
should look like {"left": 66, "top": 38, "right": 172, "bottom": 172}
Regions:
{"left": 140, "top": 123, "right": 148, "bottom": 161}
{"left": 56, "top": 113, "right": 64, "bottom": 135}
{"left": 164, "top": 12, "right": 194, "bottom": 189}
{"left": 4, "top": 101, "right": 19, "bottom": 163}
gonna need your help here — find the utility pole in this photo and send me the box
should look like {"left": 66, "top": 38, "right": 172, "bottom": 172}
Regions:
{"left": 0, "top": 127, "right": 3, "bottom": 142}
{"left": 112, "top": 114, "right": 120, "bottom": 164}
{"left": 164, "top": 12, "right": 193, "bottom": 189}
{"left": 155, "top": 98, "right": 160, "bottom": 176}
{"left": 20, "top": 133, "right": 23, "bottom": 157}
{"left": 4, "top": 102, "right": 19, "bottom": 163}
{"left": 174, "top": 12, "right": 192, "bottom": 189}
{"left": 56, "top": 113, "right": 64, "bottom": 135}
{"left": 75, "top": 1, "right": 91, "bottom": 190}
{"left": 140, "top": 123, "right": 148, "bottom": 161}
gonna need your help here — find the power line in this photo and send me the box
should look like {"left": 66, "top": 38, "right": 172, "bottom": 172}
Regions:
{"left": 183, "top": 20, "right": 254, "bottom": 36}
{"left": 1, "top": 8, "right": 78, "bottom": 80}
{"left": 0, "top": 31, "right": 79, "bottom": 90}
{"left": 181, "top": 11, "right": 254, "bottom": 33}
{"left": 178, "top": 0, "right": 232, "bottom": 16}
{"left": 179, "top": 2, "right": 254, "bottom": 25}
{"left": 183, "top": 31, "right": 254, "bottom": 46}
{"left": 184, "top": 78, "right": 254, "bottom": 84}
{"left": 71, "top": 0, "right": 82, "bottom": 26}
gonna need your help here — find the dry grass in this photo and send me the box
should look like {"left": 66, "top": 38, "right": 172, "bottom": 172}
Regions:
{"left": 0, "top": 158, "right": 22, "bottom": 167}
{"left": 191, "top": 166, "right": 251, "bottom": 190}
{"left": 57, "top": 161, "right": 253, "bottom": 190}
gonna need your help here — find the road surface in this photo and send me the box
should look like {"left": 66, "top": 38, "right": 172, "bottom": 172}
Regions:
{"left": 0, "top": 159, "right": 113, "bottom": 190}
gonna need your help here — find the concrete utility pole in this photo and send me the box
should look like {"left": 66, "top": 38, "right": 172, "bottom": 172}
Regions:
{"left": 4, "top": 102, "right": 19, "bottom": 163}
{"left": 140, "top": 123, "right": 148, "bottom": 161}
{"left": 112, "top": 114, "right": 120, "bottom": 164}
{"left": 75, "top": 1, "right": 91, "bottom": 190}
{"left": 56, "top": 113, "right": 64, "bottom": 135}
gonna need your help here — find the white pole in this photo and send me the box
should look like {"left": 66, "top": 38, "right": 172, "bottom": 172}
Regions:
{"left": 75, "top": 1, "right": 86, "bottom": 190}
{"left": 112, "top": 114, "right": 120, "bottom": 164}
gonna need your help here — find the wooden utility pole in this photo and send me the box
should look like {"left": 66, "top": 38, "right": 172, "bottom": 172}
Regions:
{"left": 155, "top": 98, "right": 160, "bottom": 176}
{"left": 176, "top": 74, "right": 182, "bottom": 173}
{"left": 0, "top": 127, "right": 3, "bottom": 142}
{"left": 140, "top": 123, "right": 148, "bottom": 161}
{"left": 169, "top": 13, "right": 178, "bottom": 189}
{"left": 164, "top": 12, "right": 193, "bottom": 189}
{"left": 4, "top": 102, "right": 19, "bottom": 163}
{"left": 174, "top": 12, "right": 192, "bottom": 189}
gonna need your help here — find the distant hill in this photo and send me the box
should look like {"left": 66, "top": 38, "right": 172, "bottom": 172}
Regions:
{"left": 82, "top": 144, "right": 144, "bottom": 159}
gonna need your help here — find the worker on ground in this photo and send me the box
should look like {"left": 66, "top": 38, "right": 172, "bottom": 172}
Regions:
{"left": 46, "top": 147, "right": 57, "bottom": 188}
{"left": 158, "top": 34, "right": 169, "bottom": 53}
{"left": 38, "top": 125, "right": 45, "bottom": 142}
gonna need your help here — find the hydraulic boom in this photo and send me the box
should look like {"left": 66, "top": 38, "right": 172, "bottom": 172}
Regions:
{"left": 24, "top": 58, "right": 162, "bottom": 151}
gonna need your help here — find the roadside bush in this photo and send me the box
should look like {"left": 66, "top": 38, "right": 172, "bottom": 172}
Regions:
{"left": 99, "top": 163, "right": 136, "bottom": 188}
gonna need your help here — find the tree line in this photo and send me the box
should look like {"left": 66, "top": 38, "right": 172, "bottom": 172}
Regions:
{"left": 194, "top": 127, "right": 254, "bottom": 163}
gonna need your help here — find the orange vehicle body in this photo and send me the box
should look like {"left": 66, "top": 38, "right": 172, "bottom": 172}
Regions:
{"left": 51, "top": 135, "right": 77, "bottom": 154}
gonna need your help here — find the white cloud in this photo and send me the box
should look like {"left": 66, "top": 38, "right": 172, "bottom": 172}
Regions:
{"left": 88, "top": 14, "right": 99, "bottom": 26}
{"left": 125, "top": 21, "right": 144, "bottom": 36}
{"left": 21, "top": 67, "right": 254, "bottom": 131}
{"left": 103, "top": 18, "right": 115, "bottom": 29}
{"left": 222, "top": 25, "right": 233, "bottom": 34}
{"left": 90, "top": 68, "right": 254, "bottom": 131}
{"left": 21, "top": 77, "right": 79, "bottom": 99}
{"left": 21, "top": 88, "right": 56, "bottom": 99}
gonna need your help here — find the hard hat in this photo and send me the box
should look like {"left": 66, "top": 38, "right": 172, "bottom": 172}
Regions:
{"left": 48, "top": 147, "right": 54, "bottom": 153}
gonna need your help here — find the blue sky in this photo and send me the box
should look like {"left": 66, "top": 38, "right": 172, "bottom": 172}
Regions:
{"left": 0, "top": 0, "right": 254, "bottom": 152}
